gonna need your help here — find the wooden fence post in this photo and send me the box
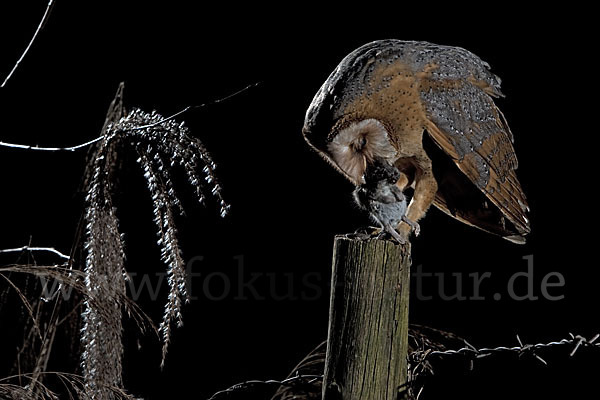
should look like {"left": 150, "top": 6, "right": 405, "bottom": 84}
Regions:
{"left": 322, "top": 235, "right": 411, "bottom": 400}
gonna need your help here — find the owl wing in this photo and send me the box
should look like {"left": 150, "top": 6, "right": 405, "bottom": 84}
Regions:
{"left": 414, "top": 46, "right": 530, "bottom": 241}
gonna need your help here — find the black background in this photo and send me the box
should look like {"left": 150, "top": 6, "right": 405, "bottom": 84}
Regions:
{"left": 0, "top": 2, "right": 597, "bottom": 399}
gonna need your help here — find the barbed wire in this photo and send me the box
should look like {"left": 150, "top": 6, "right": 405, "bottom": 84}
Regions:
{"left": 205, "top": 332, "right": 599, "bottom": 400}
{"left": 413, "top": 332, "right": 600, "bottom": 366}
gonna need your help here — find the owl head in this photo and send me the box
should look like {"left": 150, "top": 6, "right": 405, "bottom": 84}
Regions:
{"left": 302, "top": 40, "right": 405, "bottom": 186}
{"left": 305, "top": 117, "right": 398, "bottom": 185}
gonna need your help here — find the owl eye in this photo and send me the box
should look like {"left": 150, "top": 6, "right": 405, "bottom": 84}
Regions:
{"left": 355, "top": 135, "right": 367, "bottom": 151}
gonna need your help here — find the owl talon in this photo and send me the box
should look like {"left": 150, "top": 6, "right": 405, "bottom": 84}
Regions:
{"left": 346, "top": 226, "right": 381, "bottom": 240}
{"left": 354, "top": 226, "right": 381, "bottom": 235}
{"left": 380, "top": 225, "right": 407, "bottom": 244}
{"left": 397, "top": 220, "right": 419, "bottom": 240}
{"left": 406, "top": 219, "right": 420, "bottom": 236}
{"left": 345, "top": 232, "right": 370, "bottom": 240}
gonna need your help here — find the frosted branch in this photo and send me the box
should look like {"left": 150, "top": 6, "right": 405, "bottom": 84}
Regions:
{"left": 1, "top": 0, "right": 56, "bottom": 88}
{"left": 0, "top": 245, "right": 70, "bottom": 260}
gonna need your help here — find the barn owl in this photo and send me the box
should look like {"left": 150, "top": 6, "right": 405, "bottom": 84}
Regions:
{"left": 303, "top": 40, "right": 530, "bottom": 243}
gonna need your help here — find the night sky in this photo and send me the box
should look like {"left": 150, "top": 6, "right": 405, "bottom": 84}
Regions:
{"left": 0, "top": 3, "right": 596, "bottom": 399}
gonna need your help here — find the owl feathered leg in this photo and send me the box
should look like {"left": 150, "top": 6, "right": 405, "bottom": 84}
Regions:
{"left": 397, "top": 167, "right": 437, "bottom": 239}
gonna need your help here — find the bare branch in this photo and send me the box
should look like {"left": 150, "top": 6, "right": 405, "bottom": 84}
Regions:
{"left": 0, "top": 81, "right": 259, "bottom": 153}
{"left": 0, "top": 136, "right": 103, "bottom": 152}
{"left": 0, "top": 246, "right": 70, "bottom": 260}
{"left": 131, "top": 81, "right": 261, "bottom": 131}
{"left": 208, "top": 375, "right": 323, "bottom": 400}
{"left": 1, "top": 0, "right": 56, "bottom": 88}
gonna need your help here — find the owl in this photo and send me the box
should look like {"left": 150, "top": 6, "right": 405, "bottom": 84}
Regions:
{"left": 303, "top": 40, "right": 530, "bottom": 243}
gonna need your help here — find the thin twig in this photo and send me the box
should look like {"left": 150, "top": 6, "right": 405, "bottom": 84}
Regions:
{"left": 0, "top": 136, "right": 103, "bottom": 152}
{"left": 1, "top": 0, "right": 56, "bottom": 88}
{"left": 131, "top": 81, "right": 262, "bottom": 131}
{"left": 0, "top": 246, "right": 70, "bottom": 260}
{"left": 0, "top": 81, "right": 260, "bottom": 152}
{"left": 0, "top": 273, "right": 43, "bottom": 340}
{"left": 207, "top": 375, "right": 323, "bottom": 400}
{"left": 0, "top": 371, "right": 138, "bottom": 400}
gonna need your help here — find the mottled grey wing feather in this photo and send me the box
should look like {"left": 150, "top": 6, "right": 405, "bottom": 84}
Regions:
{"left": 410, "top": 45, "right": 531, "bottom": 239}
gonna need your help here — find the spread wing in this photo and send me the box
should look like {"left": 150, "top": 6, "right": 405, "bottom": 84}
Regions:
{"left": 415, "top": 45, "right": 530, "bottom": 242}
